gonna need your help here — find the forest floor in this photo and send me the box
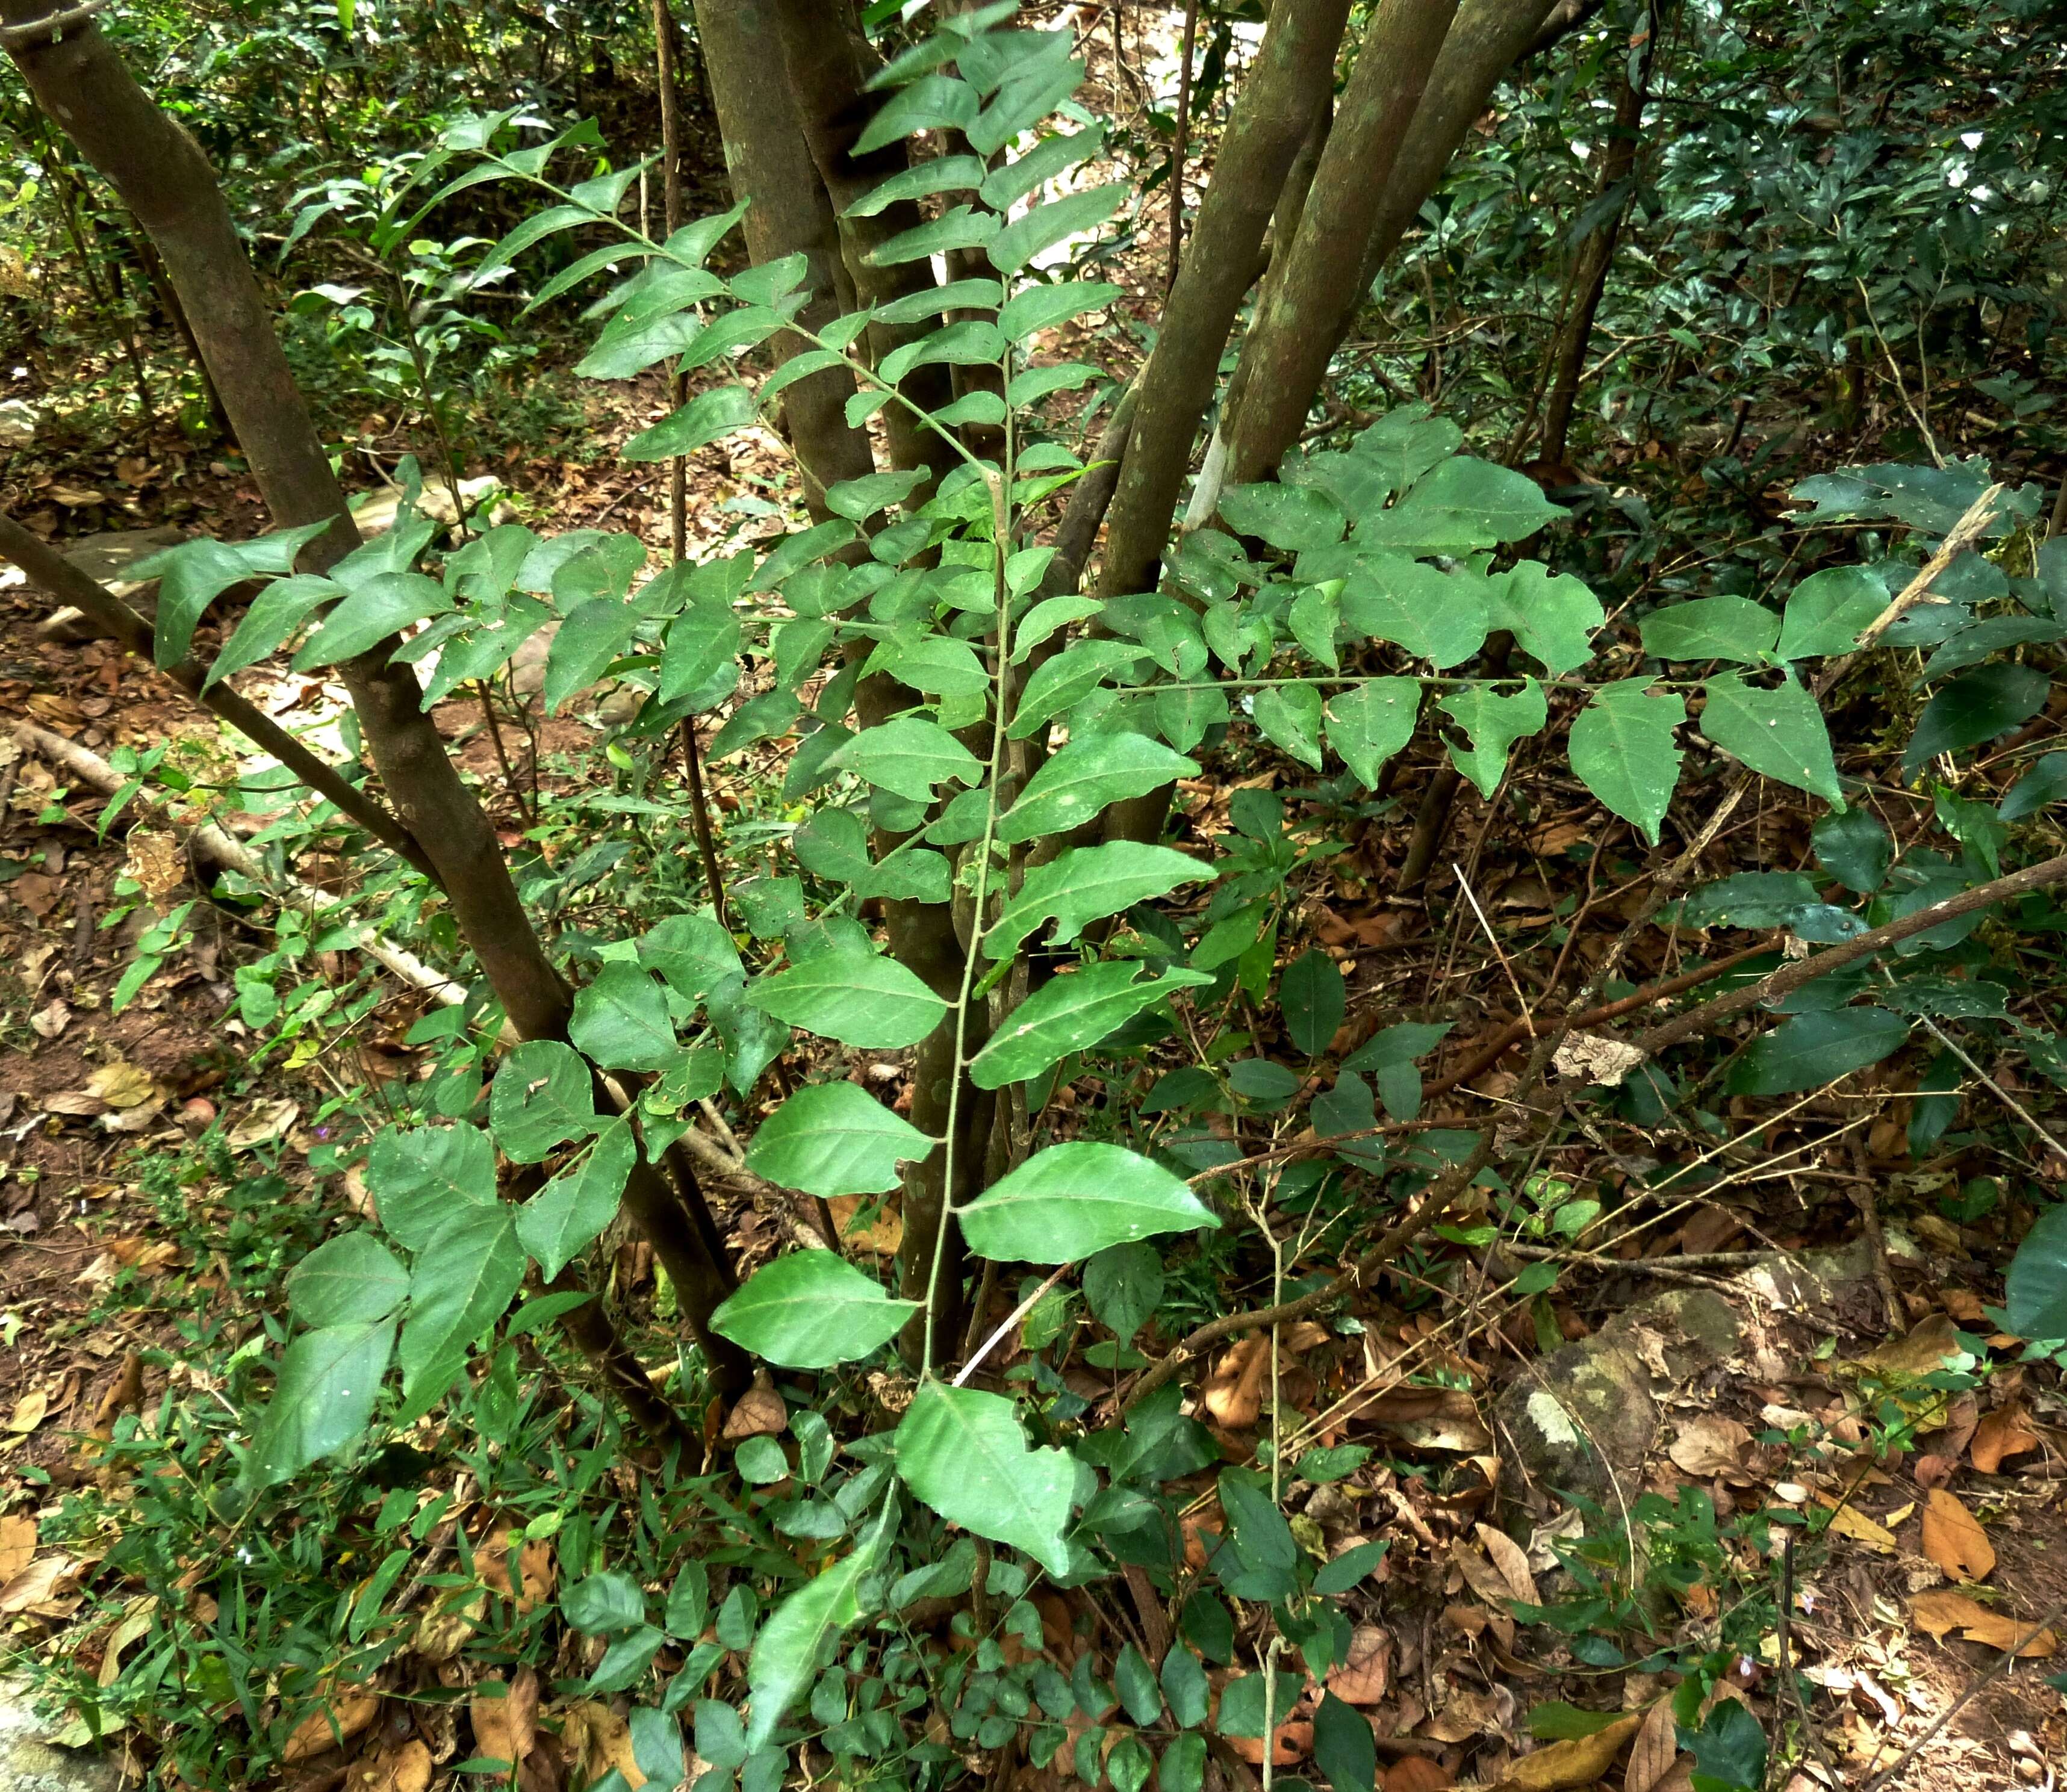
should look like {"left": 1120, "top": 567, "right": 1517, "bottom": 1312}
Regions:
{"left": 4, "top": 17, "right": 2067, "bottom": 1792}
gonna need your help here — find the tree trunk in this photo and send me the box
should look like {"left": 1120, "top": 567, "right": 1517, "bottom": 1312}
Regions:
{"left": 1531, "top": 6, "right": 1659, "bottom": 471}
{"left": 1, "top": 4, "right": 747, "bottom": 1401}
{"left": 1096, "top": 0, "right": 1354, "bottom": 603}
{"left": 693, "top": 0, "right": 987, "bottom": 1351}
{"left": 768, "top": 0, "right": 955, "bottom": 485}
{"left": 1343, "top": 0, "right": 1564, "bottom": 354}
{"left": 688, "top": 0, "right": 877, "bottom": 506}
{"left": 1217, "top": 0, "right": 1462, "bottom": 488}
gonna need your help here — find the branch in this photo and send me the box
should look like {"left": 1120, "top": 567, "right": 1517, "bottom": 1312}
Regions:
{"left": 0, "top": 512, "right": 438, "bottom": 881}
{"left": 1630, "top": 850, "right": 2067, "bottom": 1058}
{"left": 11, "top": 719, "right": 470, "bottom": 1009}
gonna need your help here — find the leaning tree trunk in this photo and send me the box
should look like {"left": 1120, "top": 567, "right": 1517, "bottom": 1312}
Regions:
{"left": 1531, "top": 2, "right": 1660, "bottom": 472}
{"left": 0, "top": 1, "right": 749, "bottom": 1400}
{"left": 1095, "top": 0, "right": 1355, "bottom": 603}
{"left": 1216, "top": 0, "right": 1464, "bottom": 486}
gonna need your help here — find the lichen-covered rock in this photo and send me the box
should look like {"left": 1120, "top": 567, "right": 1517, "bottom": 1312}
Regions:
{"left": 1492, "top": 1243, "right": 1879, "bottom": 1516}
{"left": 0, "top": 1681, "right": 119, "bottom": 1792}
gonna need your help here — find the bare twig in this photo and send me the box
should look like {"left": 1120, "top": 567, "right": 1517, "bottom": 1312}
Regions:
{"left": 1859, "top": 1599, "right": 2067, "bottom": 1792}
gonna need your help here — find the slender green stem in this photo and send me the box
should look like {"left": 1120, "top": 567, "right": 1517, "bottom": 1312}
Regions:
{"left": 918, "top": 353, "right": 1019, "bottom": 1384}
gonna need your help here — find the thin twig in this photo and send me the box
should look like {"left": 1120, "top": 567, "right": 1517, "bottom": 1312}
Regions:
{"left": 1858, "top": 1599, "right": 2067, "bottom": 1792}
{"left": 1452, "top": 860, "right": 1537, "bottom": 1037}
{"left": 953, "top": 1263, "right": 1068, "bottom": 1387}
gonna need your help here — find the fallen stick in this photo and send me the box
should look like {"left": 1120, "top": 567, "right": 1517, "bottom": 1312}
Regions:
{"left": 11, "top": 718, "right": 467, "bottom": 1008}
{"left": 0, "top": 511, "right": 436, "bottom": 879}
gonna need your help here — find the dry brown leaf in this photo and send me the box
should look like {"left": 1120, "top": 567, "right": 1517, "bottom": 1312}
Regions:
{"left": 1423, "top": 1682, "right": 1503, "bottom": 1742}
{"left": 477, "top": 1515, "right": 556, "bottom": 1613}
{"left": 1623, "top": 1698, "right": 1679, "bottom": 1792}
{"left": 122, "top": 829, "right": 185, "bottom": 901}
{"left": 89, "top": 1353, "right": 145, "bottom": 1441}
{"left": 282, "top": 1690, "right": 381, "bottom": 1763}
{"left": 85, "top": 1060, "right": 160, "bottom": 1109}
{"left": 1226, "top": 1718, "right": 1313, "bottom": 1767}
{"left": 1361, "top": 1386, "right": 1492, "bottom": 1454}
{"left": 0, "top": 1552, "right": 78, "bottom": 1614}
{"left": 723, "top": 1383, "right": 788, "bottom": 1441}
{"left": 1474, "top": 1523, "right": 1540, "bottom": 1605}
{"left": 226, "top": 1098, "right": 299, "bottom": 1151}
{"left": 1867, "top": 1314, "right": 1962, "bottom": 1378}
{"left": 1325, "top": 1625, "right": 1391, "bottom": 1705}
{"left": 1909, "top": 1588, "right": 2055, "bottom": 1657}
{"left": 5, "top": 1390, "right": 47, "bottom": 1435}
{"left": 1491, "top": 1713, "right": 1643, "bottom": 1791}
{"left": 1667, "top": 1415, "right": 1753, "bottom": 1481}
{"left": 1913, "top": 1453, "right": 1957, "bottom": 1490}
{"left": 1821, "top": 1502, "right": 1898, "bottom": 1554}
{"left": 1316, "top": 905, "right": 1415, "bottom": 952}
{"left": 827, "top": 1193, "right": 902, "bottom": 1255}
{"left": 412, "top": 1589, "right": 485, "bottom": 1661}
{"left": 1204, "top": 1336, "right": 1270, "bottom": 1429}
{"left": 562, "top": 1701, "right": 644, "bottom": 1790}
{"left": 1551, "top": 1031, "right": 1646, "bottom": 1088}
{"left": 0, "top": 1514, "right": 36, "bottom": 1583}
{"left": 96, "top": 1600, "right": 155, "bottom": 1688}
{"left": 471, "top": 1666, "right": 539, "bottom": 1766}
{"left": 1384, "top": 1761, "right": 1454, "bottom": 1792}
{"left": 1969, "top": 1403, "right": 2041, "bottom": 1475}
{"left": 1920, "top": 1487, "right": 1994, "bottom": 1582}
{"left": 346, "top": 1740, "right": 432, "bottom": 1792}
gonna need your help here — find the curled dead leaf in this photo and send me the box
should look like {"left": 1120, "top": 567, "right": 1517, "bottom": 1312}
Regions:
{"left": 1969, "top": 1403, "right": 2040, "bottom": 1475}
{"left": 0, "top": 1552, "right": 78, "bottom": 1614}
{"left": 1384, "top": 1760, "right": 1455, "bottom": 1792}
{"left": 282, "top": 1689, "right": 381, "bottom": 1763}
{"left": 1474, "top": 1523, "right": 1540, "bottom": 1605}
{"left": 1919, "top": 1487, "right": 1995, "bottom": 1583}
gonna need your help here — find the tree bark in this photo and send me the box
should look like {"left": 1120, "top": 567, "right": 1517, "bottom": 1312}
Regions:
{"left": 1531, "top": 5, "right": 1658, "bottom": 471}
{"left": 767, "top": 0, "right": 954, "bottom": 483}
{"left": 1340, "top": 0, "right": 1562, "bottom": 356}
{"left": 2, "top": 4, "right": 747, "bottom": 1401}
{"left": 1096, "top": 0, "right": 1354, "bottom": 602}
{"left": 1217, "top": 0, "right": 1462, "bottom": 488}
{"left": 689, "top": 0, "right": 877, "bottom": 506}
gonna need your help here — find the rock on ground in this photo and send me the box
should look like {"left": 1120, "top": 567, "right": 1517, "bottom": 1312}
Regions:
{"left": 0, "top": 1680, "right": 119, "bottom": 1792}
{"left": 1493, "top": 1241, "right": 1876, "bottom": 1513}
